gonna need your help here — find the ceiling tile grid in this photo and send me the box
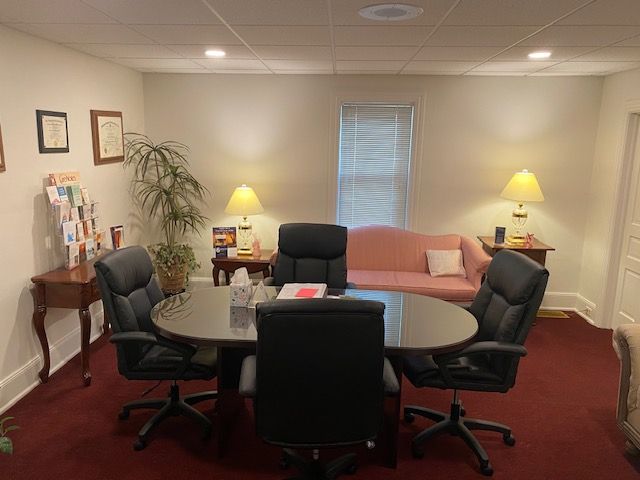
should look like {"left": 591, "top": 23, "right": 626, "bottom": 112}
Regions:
{"left": 0, "top": 0, "right": 639, "bottom": 76}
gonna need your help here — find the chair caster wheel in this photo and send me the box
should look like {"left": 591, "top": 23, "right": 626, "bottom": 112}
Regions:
{"left": 480, "top": 462, "right": 494, "bottom": 476}
{"left": 411, "top": 445, "right": 425, "bottom": 459}
{"left": 503, "top": 433, "right": 516, "bottom": 446}
{"left": 118, "top": 410, "right": 130, "bottom": 420}
{"left": 133, "top": 438, "right": 146, "bottom": 451}
{"left": 404, "top": 412, "right": 415, "bottom": 423}
{"left": 346, "top": 464, "right": 357, "bottom": 475}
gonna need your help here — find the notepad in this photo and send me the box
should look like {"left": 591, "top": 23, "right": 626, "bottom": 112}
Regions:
{"left": 276, "top": 283, "right": 328, "bottom": 300}
{"left": 295, "top": 288, "right": 319, "bottom": 298}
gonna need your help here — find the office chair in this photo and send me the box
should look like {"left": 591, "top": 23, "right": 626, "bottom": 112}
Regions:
{"left": 267, "top": 223, "right": 355, "bottom": 289}
{"left": 238, "top": 298, "right": 399, "bottom": 479}
{"left": 95, "top": 246, "right": 218, "bottom": 451}
{"left": 403, "top": 250, "right": 549, "bottom": 476}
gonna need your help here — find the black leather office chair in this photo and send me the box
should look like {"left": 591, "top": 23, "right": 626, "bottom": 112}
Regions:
{"left": 268, "top": 223, "right": 354, "bottom": 289}
{"left": 238, "top": 299, "right": 399, "bottom": 479}
{"left": 403, "top": 250, "right": 549, "bottom": 476}
{"left": 95, "top": 246, "right": 218, "bottom": 451}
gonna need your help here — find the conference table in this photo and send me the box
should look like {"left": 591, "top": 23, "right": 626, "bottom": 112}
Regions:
{"left": 151, "top": 286, "right": 478, "bottom": 468}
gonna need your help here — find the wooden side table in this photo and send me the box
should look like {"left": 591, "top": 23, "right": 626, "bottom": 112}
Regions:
{"left": 31, "top": 254, "right": 109, "bottom": 386}
{"left": 477, "top": 236, "right": 555, "bottom": 266}
{"left": 211, "top": 249, "right": 273, "bottom": 286}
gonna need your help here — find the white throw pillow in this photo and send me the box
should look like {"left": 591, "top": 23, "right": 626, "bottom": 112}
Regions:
{"left": 426, "top": 249, "right": 466, "bottom": 277}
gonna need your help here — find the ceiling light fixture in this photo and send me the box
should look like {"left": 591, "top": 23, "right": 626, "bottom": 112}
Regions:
{"left": 528, "top": 51, "right": 552, "bottom": 60}
{"left": 358, "top": 3, "right": 424, "bottom": 21}
{"left": 205, "top": 49, "right": 226, "bottom": 58}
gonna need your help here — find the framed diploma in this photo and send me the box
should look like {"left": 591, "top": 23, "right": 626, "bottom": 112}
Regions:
{"left": 36, "top": 110, "right": 69, "bottom": 153}
{"left": 0, "top": 123, "right": 5, "bottom": 172}
{"left": 90, "top": 110, "right": 124, "bottom": 165}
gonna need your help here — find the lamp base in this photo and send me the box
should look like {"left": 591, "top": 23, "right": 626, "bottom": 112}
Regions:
{"left": 237, "top": 217, "right": 253, "bottom": 255}
{"left": 506, "top": 234, "right": 527, "bottom": 246}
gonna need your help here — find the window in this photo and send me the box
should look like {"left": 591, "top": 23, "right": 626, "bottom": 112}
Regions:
{"left": 336, "top": 102, "right": 415, "bottom": 228}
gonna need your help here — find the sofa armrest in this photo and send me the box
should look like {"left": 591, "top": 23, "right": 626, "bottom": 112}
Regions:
{"left": 460, "top": 236, "right": 492, "bottom": 291}
{"left": 613, "top": 324, "right": 640, "bottom": 434}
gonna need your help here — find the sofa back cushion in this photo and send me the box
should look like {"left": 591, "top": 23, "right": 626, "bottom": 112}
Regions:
{"left": 347, "top": 225, "right": 462, "bottom": 273}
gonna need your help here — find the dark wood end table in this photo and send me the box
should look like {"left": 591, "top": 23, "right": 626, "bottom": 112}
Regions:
{"left": 31, "top": 253, "right": 109, "bottom": 386}
{"left": 477, "top": 236, "right": 555, "bottom": 266}
{"left": 211, "top": 250, "right": 273, "bottom": 286}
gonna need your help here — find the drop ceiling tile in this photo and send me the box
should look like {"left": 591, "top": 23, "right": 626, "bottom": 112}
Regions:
{"left": 65, "top": 43, "right": 180, "bottom": 58}
{"left": 335, "top": 46, "right": 418, "bottom": 60}
{"left": 263, "top": 59, "right": 333, "bottom": 70}
{"left": 573, "top": 46, "right": 640, "bottom": 61}
{"left": 492, "top": 46, "right": 593, "bottom": 61}
{"left": 130, "top": 25, "right": 241, "bottom": 45}
{"left": 558, "top": 0, "right": 640, "bottom": 26}
{"left": 403, "top": 61, "right": 478, "bottom": 73}
{"left": 252, "top": 46, "right": 332, "bottom": 60}
{"left": 82, "top": 0, "right": 220, "bottom": 25}
{"left": 334, "top": 26, "right": 432, "bottom": 46}
{"left": 520, "top": 26, "right": 640, "bottom": 47}
{"left": 11, "top": 23, "right": 152, "bottom": 44}
{"left": 139, "top": 68, "right": 211, "bottom": 74}
{"left": 194, "top": 58, "right": 269, "bottom": 70}
{"left": 617, "top": 34, "right": 640, "bottom": 46}
{"left": 331, "top": 0, "right": 455, "bottom": 26}
{"left": 167, "top": 44, "right": 256, "bottom": 59}
{"left": 444, "top": 0, "right": 587, "bottom": 26}
{"left": 465, "top": 71, "right": 528, "bottom": 76}
{"left": 210, "top": 0, "right": 328, "bottom": 25}
{"left": 274, "top": 69, "right": 333, "bottom": 74}
{"left": 233, "top": 26, "right": 330, "bottom": 45}
{"left": 209, "top": 70, "right": 272, "bottom": 74}
{"left": 541, "top": 60, "right": 640, "bottom": 74}
{"left": 110, "top": 58, "right": 202, "bottom": 69}
{"left": 471, "top": 61, "right": 557, "bottom": 73}
{"left": 414, "top": 46, "right": 502, "bottom": 61}
{"left": 336, "top": 60, "right": 406, "bottom": 71}
{"left": 0, "top": 0, "right": 115, "bottom": 23}
{"left": 424, "top": 26, "right": 540, "bottom": 47}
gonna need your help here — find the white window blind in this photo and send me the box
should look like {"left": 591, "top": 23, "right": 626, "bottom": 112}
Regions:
{"left": 337, "top": 103, "right": 414, "bottom": 228}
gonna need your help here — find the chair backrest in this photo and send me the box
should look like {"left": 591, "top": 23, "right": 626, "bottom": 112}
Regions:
{"left": 469, "top": 249, "right": 549, "bottom": 382}
{"left": 254, "top": 298, "right": 385, "bottom": 448}
{"left": 272, "top": 223, "right": 349, "bottom": 288}
{"left": 95, "top": 246, "right": 165, "bottom": 370}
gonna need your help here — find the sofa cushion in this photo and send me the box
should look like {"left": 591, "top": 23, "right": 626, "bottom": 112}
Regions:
{"left": 426, "top": 249, "right": 466, "bottom": 277}
{"left": 347, "top": 269, "right": 477, "bottom": 302}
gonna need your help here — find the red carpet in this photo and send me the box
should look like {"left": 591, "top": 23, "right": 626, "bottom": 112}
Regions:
{"left": 3, "top": 313, "right": 640, "bottom": 479}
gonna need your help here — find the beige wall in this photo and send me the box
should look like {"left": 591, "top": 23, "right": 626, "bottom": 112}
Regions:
{"left": 578, "top": 67, "right": 640, "bottom": 327}
{"left": 0, "top": 26, "right": 144, "bottom": 411}
{"left": 143, "top": 73, "right": 603, "bottom": 302}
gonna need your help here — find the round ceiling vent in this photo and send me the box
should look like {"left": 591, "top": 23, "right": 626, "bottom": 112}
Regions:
{"left": 358, "top": 3, "right": 424, "bottom": 22}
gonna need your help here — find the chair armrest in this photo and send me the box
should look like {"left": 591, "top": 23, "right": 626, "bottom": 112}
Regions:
{"left": 109, "top": 332, "right": 196, "bottom": 360}
{"left": 613, "top": 324, "right": 640, "bottom": 428}
{"left": 436, "top": 341, "right": 527, "bottom": 364}
{"left": 239, "top": 355, "right": 257, "bottom": 397}
{"left": 460, "top": 236, "right": 492, "bottom": 291}
{"left": 383, "top": 358, "right": 400, "bottom": 395}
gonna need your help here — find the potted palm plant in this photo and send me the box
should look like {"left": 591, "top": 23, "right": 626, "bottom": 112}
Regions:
{"left": 124, "top": 134, "right": 208, "bottom": 294}
{"left": 0, "top": 417, "right": 18, "bottom": 454}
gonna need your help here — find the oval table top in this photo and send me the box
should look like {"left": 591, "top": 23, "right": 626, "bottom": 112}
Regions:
{"left": 151, "top": 286, "right": 478, "bottom": 356}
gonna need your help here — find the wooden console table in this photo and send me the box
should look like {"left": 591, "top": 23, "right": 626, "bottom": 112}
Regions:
{"left": 477, "top": 236, "right": 555, "bottom": 266}
{"left": 211, "top": 250, "right": 273, "bottom": 286}
{"left": 31, "top": 254, "right": 108, "bottom": 386}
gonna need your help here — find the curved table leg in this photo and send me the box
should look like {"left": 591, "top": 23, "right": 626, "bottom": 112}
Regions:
{"left": 79, "top": 308, "right": 92, "bottom": 386}
{"left": 213, "top": 266, "right": 221, "bottom": 287}
{"left": 34, "top": 308, "right": 49, "bottom": 383}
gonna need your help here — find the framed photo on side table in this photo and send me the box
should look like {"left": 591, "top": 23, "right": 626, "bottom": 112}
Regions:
{"left": 90, "top": 110, "right": 124, "bottom": 165}
{"left": 36, "top": 110, "right": 69, "bottom": 153}
{"left": 0, "top": 123, "right": 5, "bottom": 172}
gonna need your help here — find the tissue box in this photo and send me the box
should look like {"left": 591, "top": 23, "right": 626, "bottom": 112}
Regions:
{"left": 230, "top": 283, "right": 253, "bottom": 307}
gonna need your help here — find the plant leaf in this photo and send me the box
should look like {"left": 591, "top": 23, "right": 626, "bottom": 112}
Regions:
{"left": 0, "top": 436, "right": 13, "bottom": 455}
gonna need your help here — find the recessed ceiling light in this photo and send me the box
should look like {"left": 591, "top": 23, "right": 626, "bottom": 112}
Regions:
{"left": 205, "top": 49, "right": 226, "bottom": 58}
{"left": 528, "top": 51, "right": 552, "bottom": 60}
{"left": 359, "top": 3, "right": 424, "bottom": 21}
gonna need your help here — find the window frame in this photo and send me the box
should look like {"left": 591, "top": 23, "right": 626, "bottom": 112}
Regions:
{"left": 327, "top": 93, "right": 424, "bottom": 230}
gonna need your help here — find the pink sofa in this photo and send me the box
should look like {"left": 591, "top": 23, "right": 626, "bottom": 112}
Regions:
{"left": 346, "top": 226, "right": 492, "bottom": 302}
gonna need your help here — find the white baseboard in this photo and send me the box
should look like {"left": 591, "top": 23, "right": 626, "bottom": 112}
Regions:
{"left": 575, "top": 294, "right": 597, "bottom": 325}
{"left": 540, "top": 291, "right": 578, "bottom": 311}
{"left": 0, "top": 309, "right": 105, "bottom": 415}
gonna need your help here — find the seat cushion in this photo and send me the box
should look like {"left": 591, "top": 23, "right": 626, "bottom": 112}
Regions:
{"left": 134, "top": 345, "right": 217, "bottom": 381}
{"left": 347, "top": 270, "right": 477, "bottom": 302}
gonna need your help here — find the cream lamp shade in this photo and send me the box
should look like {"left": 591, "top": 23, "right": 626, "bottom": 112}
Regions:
{"left": 500, "top": 169, "right": 544, "bottom": 244}
{"left": 225, "top": 185, "right": 263, "bottom": 255}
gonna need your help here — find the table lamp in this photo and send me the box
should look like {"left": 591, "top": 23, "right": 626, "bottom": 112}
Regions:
{"left": 225, "top": 184, "right": 264, "bottom": 255}
{"left": 500, "top": 169, "right": 544, "bottom": 245}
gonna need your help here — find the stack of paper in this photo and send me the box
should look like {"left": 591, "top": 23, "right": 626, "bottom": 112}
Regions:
{"left": 276, "top": 283, "right": 328, "bottom": 300}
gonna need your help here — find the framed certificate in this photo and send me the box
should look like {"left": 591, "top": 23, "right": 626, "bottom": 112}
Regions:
{"left": 36, "top": 110, "right": 69, "bottom": 153}
{"left": 90, "top": 110, "right": 124, "bottom": 165}
{"left": 0, "top": 123, "right": 5, "bottom": 172}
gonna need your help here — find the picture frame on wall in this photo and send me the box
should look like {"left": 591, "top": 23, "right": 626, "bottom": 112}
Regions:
{"left": 36, "top": 110, "right": 69, "bottom": 154}
{"left": 0, "top": 123, "right": 5, "bottom": 172}
{"left": 90, "top": 110, "right": 124, "bottom": 165}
